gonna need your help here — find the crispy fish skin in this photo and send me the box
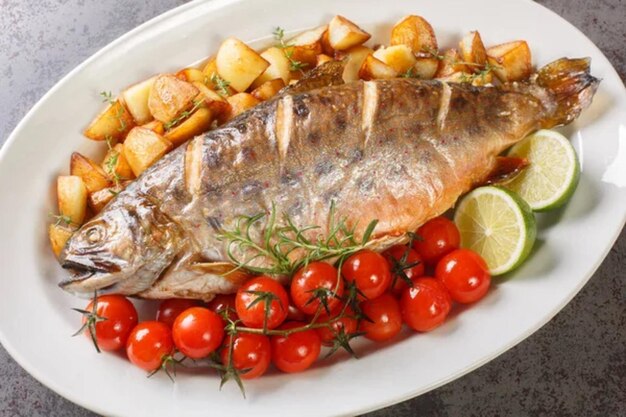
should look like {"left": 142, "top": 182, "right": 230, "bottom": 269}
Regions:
{"left": 59, "top": 58, "right": 599, "bottom": 300}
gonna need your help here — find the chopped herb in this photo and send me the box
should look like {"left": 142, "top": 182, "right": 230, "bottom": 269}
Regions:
{"left": 100, "top": 91, "right": 115, "bottom": 104}
{"left": 50, "top": 213, "right": 73, "bottom": 227}
{"left": 273, "top": 26, "right": 309, "bottom": 72}
{"left": 210, "top": 73, "right": 231, "bottom": 97}
{"left": 164, "top": 99, "right": 203, "bottom": 130}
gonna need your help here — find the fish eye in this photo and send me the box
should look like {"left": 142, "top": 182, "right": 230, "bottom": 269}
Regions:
{"left": 86, "top": 225, "right": 105, "bottom": 244}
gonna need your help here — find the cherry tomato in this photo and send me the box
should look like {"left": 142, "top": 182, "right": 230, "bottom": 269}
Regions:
{"left": 315, "top": 306, "right": 358, "bottom": 346}
{"left": 400, "top": 277, "right": 452, "bottom": 332}
{"left": 359, "top": 294, "right": 403, "bottom": 342}
{"left": 291, "top": 262, "right": 344, "bottom": 315}
{"left": 271, "top": 322, "right": 321, "bottom": 373}
{"left": 287, "top": 301, "right": 308, "bottom": 322}
{"left": 82, "top": 295, "right": 138, "bottom": 351}
{"left": 412, "top": 217, "right": 460, "bottom": 265}
{"left": 126, "top": 321, "right": 174, "bottom": 371}
{"left": 383, "top": 245, "right": 424, "bottom": 295}
{"left": 236, "top": 277, "right": 288, "bottom": 330}
{"left": 220, "top": 333, "right": 271, "bottom": 379}
{"left": 435, "top": 249, "right": 491, "bottom": 304}
{"left": 341, "top": 250, "right": 392, "bottom": 300}
{"left": 172, "top": 307, "right": 225, "bottom": 359}
{"left": 207, "top": 294, "right": 237, "bottom": 322}
{"left": 156, "top": 299, "right": 198, "bottom": 327}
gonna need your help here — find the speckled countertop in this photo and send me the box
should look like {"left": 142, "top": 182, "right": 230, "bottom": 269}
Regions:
{"left": 1, "top": 1, "right": 624, "bottom": 416}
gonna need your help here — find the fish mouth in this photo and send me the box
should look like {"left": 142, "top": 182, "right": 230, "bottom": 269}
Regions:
{"left": 59, "top": 257, "right": 121, "bottom": 291}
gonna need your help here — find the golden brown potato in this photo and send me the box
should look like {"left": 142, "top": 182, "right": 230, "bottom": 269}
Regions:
{"left": 48, "top": 224, "right": 74, "bottom": 257}
{"left": 164, "top": 107, "right": 215, "bottom": 147}
{"left": 216, "top": 37, "right": 270, "bottom": 92}
{"left": 192, "top": 82, "right": 232, "bottom": 122}
{"left": 57, "top": 175, "right": 87, "bottom": 225}
{"left": 459, "top": 31, "right": 487, "bottom": 71}
{"left": 121, "top": 76, "right": 156, "bottom": 125}
{"left": 102, "top": 143, "right": 134, "bottom": 181}
{"left": 288, "top": 25, "right": 327, "bottom": 50}
{"left": 141, "top": 120, "right": 165, "bottom": 135}
{"left": 252, "top": 47, "right": 292, "bottom": 88}
{"left": 358, "top": 54, "right": 398, "bottom": 80}
{"left": 328, "top": 15, "right": 371, "bottom": 51}
{"left": 251, "top": 78, "right": 285, "bottom": 101}
{"left": 284, "top": 25, "right": 327, "bottom": 70}
{"left": 224, "top": 93, "right": 261, "bottom": 122}
{"left": 148, "top": 74, "right": 199, "bottom": 123}
{"left": 412, "top": 53, "right": 439, "bottom": 79}
{"left": 373, "top": 44, "right": 417, "bottom": 74}
{"left": 390, "top": 15, "right": 438, "bottom": 54}
{"left": 202, "top": 57, "right": 218, "bottom": 78}
{"left": 320, "top": 29, "right": 335, "bottom": 56}
{"left": 176, "top": 68, "right": 206, "bottom": 84}
{"left": 316, "top": 54, "right": 333, "bottom": 67}
{"left": 70, "top": 152, "right": 111, "bottom": 194}
{"left": 87, "top": 183, "right": 126, "bottom": 213}
{"left": 341, "top": 45, "right": 374, "bottom": 82}
{"left": 123, "top": 127, "right": 173, "bottom": 176}
{"left": 487, "top": 41, "right": 532, "bottom": 82}
{"left": 83, "top": 99, "right": 135, "bottom": 141}
{"left": 435, "top": 49, "right": 467, "bottom": 78}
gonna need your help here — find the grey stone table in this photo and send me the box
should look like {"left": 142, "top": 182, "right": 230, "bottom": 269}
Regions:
{"left": 1, "top": 1, "right": 624, "bottom": 416}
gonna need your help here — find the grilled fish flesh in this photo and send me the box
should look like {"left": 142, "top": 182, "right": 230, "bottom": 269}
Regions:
{"left": 59, "top": 58, "right": 599, "bottom": 300}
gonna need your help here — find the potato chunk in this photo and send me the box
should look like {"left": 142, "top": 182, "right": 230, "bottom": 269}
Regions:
{"left": 435, "top": 49, "right": 467, "bottom": 78}
{"left": 123, "top": 127, "right": 173, "bottom": 176}
{"left": 316, "top": 54, "right": 333, "bottom": 67}
{"left": 373, "top": 45, "right": 417, "bottom": 74}
{"left": 102, "top": 143, "right": 134, "bottom": 181}
{"left": 164, "top": 107, "right": 215, "bottom": 147}
{"left": 176, "top": 68, "right": 206, "bottom": 84}
{"left": 459, "top": 31, "right": 487, "bottom": 70}
{"left": 87, "top": 183, "right": 126, "bottom": 213}
{"left": 141, "top": 120, "right": 165, "bottom": 135}
{"left": 216, "top": 37, "right": 270, "bottom": 92}
{"left": 487, "top": 41, "right": 532, "bottom": 82}
{"left": 49, "top": 224, "right": 74, "bottom": 257}
{"left": 148, "top": 75, "right": 199, "bottom": 123}
{"left": 224, "top": 93, "right": 261, "bottom": 122}
{"left": 251, "top": 78, "right": 285, "bottom": 101}
{"left": 341, "top": 45, "right": 374, "bottom": 82}
{"left": 412, "top": 53, "right": 439, "bottom": 79}
{"left": 121, "top": 76, "right": 156, "bottom": 124}
{"left": 57, "top": 175, "right": 87, "bottom": 225}
{"left": 328, "top": 16, "right": 371, "bottom": 51}
{"left": 70, "top": 152, "right": 111, "bottom": 193}
{"left": 391, "top": 15, "right": 438, "bottom": 54}
{"left": 252, "top": 47, "right": 292, "bottom": 88}
{"left": 358, "top": 55, "right": 398, "bottom": 80}
{"left": 83, "top": 99, "right": 135, "bottom": 141}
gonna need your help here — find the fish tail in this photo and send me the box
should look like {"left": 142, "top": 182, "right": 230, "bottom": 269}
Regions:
{"left": 534, "top": 57, "right": 600, "bottom": 128}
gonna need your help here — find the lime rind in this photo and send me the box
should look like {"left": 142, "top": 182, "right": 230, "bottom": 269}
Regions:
{"left": 454, "top": 186, "right": 536, "bottom": 276}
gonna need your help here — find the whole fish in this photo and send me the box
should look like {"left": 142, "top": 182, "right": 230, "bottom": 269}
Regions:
{"left": 59, "top": 58, "right": 599, "bottom": 301}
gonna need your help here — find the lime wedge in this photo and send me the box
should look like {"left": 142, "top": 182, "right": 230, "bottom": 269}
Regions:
{"left": 454, "top": 186, "right": 536, "bottom": 275}
{"left": 504, "top": 129, "right": 580, "bottom": 211}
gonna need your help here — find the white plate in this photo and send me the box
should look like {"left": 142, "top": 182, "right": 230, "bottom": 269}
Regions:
{"left": 1, "top": 0, "right": 625, "bottom": 415}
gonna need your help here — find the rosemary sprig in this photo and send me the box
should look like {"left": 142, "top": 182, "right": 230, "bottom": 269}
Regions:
{"left": 210, "top": 73, "right": 231, "bottom": 97}
{"left": 164, "top": 99, "right": 203, "bottom": 130}
{"left": 104, "top": 136, "right": 123, "bottom": 187}
{"left": 71, "top": 291, "right": 107, "bottom": 353}
{"left": 423, "top": 47, "right": 501, "bottom": 84}
{"left": 273, "top": 26, "right": 309, "bottom": 72}
{"left": 100, "top": 90, "right": 114, "bottom": 104}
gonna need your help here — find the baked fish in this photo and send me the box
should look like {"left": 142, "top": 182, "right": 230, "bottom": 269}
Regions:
{"left": 59, "top": 58, "right": 599, "bottom": 300}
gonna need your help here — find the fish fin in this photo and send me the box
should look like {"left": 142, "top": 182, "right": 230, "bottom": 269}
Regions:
{"left": 483, "top": 156, "right": 529, "bottom": 185}
{"left": 534, "top": 57, "right": 600, "bottom": 128}
{"left": 279, "top": 60, "right": 345, "bottom": 95}
{"left": 190, "top": 261, "right": 251, "bottom": 286}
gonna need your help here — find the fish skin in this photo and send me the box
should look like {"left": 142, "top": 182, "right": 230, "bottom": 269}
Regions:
{"left": 59, "top": 58, "right": 599, "bottom": 301}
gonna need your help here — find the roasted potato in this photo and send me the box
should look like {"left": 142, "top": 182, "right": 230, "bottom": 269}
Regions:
{"left": 459, "top": 31, "right": 487, "bottom": 71}
{"left": 70, "top": 152, "right": 111, "bottom": 193}
{"left": 373, "top": 44, "right": 417, "bottom": 74}
{"left": 224, "top": 93, "right": 261, "bottom": 121}
{"left": 123, "top": 127, "right": 173, "bottom": 176}
{"left": 148, "top": 74, "right": 199, "bottom": 124}
{"left": 164, "top": 107, "right": 215, "bottom": 147}
{"left": 341, "top": 45, "right": 374, "bottom": 82}
{"left": 328, "top": 15, "right": 371, "bottom": 51}
{"left": 102, "top": 143, "right": 134, "bottom": 181}
{"left": 216, "top": 37, "right": 270, "bottom": 92}
{"left": 57, "top": 175, "right": 87, "bottom": 225}
{"left": 141, "top": 120, "right": 165, "bottom": 135}
{"left": 412, "top": 53, "right": 439, "bottom": 79}
{"left": 251, "top": 47, "right": 292, "bottom": 88}
{"left": 121, "top": 76, "right": 156, "bottom": 125}
{"left": 87, "top": 183, "right": 126, "bottom": 213}
{"left": 487, "top": 41, "right": 532, "bottom": 82}
{"left": 316, "top": 54, "right": 333, "bottom": 67}
{"left": 202, "top": 57, "right": 218, "bottom": 78}
{"left": 192, "top": 82, "right": 231, "bottom": 121}
{"left": 435, "top": 49, "right": 467, "bottom": 78}
{"left": 251, "top": 78, "right": 285, "bottom": 101}
{"left": 83, "top": 99, "right": 135, "bottom": 141}
{"left": 390, "top": 15, "right": 438, "bottom": 54}
{"left": 48, "top": 224, "right": 74, "bottom": 257}
{"left": 358, "top": 54, "right": 398, "bottom": 80}
{"left": 285, "top": 25, "right": 327, "bottom": 69}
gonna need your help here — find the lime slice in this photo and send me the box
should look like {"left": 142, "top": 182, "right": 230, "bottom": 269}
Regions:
{"left": 454, "top": 186, "right": 536, "bottom": 275}
{"left": 504, "top": 129, "right": 580, "bottom": 211}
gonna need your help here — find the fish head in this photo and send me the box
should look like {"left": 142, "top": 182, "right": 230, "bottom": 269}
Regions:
{"left": 58, "top": 198, "right": 182, "bottom": 297}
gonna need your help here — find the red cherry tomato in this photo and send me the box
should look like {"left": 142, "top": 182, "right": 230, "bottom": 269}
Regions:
{"left": 126, "top": 321, "right": 174, "bottom": 371}
{"left": 82, "top": 295, "right": 138, "bottom": 351}
{"left": 383, "top": 245, "right": 424, "bottom": 295}
{"left": 220, "top": 333, "right": 271, "bottom": 379}
{"left": 236, "top": 277, "right": 288, "bottom": 330}
{"left": 286, "top": 301, "right": 308, "bottom": 322}
{"left": 341, "top": 250, "right": 392, "bottom": 300}
{"left": 359, "top": 293, "right": 403, "bottom": 342}
{"left": 207, "top": 294, "right": 237, "bottom": 322}
{"left": 400, "top": 277, "right": 452, "bottom": 332}
{"left": 435, "top": 249, "right": 491, "bottom": 304}
{"left": 412, "top": 217, "right": 460, "bottom": 265}
{"left": 291, "top": 262, "right": 344, "bottom": 315}
{"left": 172, "top": 307, "right": 225, "bottom": 359}
{"left": 156, "top": 298, "right": 198, "bottom": 327}
{"left": 315, "top": 306, "right": 358, "bottom": 346}
{"left": 271, "top": 322, "right": 321, "bottom": 373}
